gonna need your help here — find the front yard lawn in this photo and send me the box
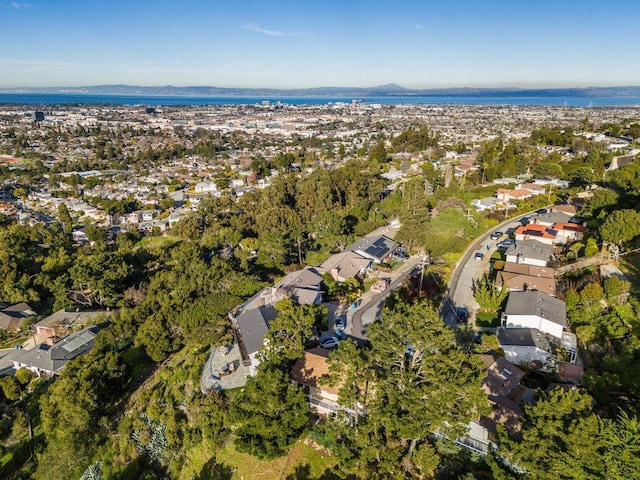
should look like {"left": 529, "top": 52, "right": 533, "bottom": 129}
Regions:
{"left": 476, "top": 312, "right": 500, "bottom": 328}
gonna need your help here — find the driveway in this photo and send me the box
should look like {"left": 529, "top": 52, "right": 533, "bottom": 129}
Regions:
{"left": 344, "top": 255, "right": 422, "bottom": 342}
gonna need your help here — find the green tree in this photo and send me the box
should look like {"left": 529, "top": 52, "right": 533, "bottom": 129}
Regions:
{"left": 263, "top": 299, "right": 325, "bottom": 362}
{"left": 57, "top": 203, "right": 73, "bottom": 233}
{"left": 228, "top": 365, "right": 308, "bottom": 459}
{"left": 475, "top": 274, "right": 509, "bottom": 311}
{"left": 599, "top": 209, "right": 640, "bottom": 245}
{"left": 601, "top": 411, "right": 640, "bottom": 478}
{"left": 497, "top": 388, "right": 605, "bottom": 479}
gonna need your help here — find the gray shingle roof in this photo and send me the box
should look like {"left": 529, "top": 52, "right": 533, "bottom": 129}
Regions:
{"left": 12, "top": 325, "right": 100, "bottom": 375}
{"left": 235, "top": 305, "right": 278, "bottom": 355}
{"left": 496, "top": 327, "right": 558, "bottom": 355}
{"left": 347, "top": 235, "right": 400, "bottom": 262}
{"left": 505, "top": 240, "right": 552, "bottom": 263}
{"left": 504, "top": 291, "right": 566, "bottom": 326}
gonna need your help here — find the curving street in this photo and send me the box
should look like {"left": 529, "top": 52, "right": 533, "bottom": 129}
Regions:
{"left": 440, "top": 207, "right": 551, "bottom": 327}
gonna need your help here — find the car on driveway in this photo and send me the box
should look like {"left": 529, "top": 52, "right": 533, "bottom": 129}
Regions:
{"left": 320, "top": 336, "right": 340, "bottom": 349}
{"left": 456, "top": 307, "right": 469, "bottom": 324}
{"left": 497, "top": 239, "right": 515, "bottom": 249}
{"left": 490, "top": 231, "right": 503, "bottom": 240}
{"left": 334, "top": 315, "right": 346, "bottom": 332}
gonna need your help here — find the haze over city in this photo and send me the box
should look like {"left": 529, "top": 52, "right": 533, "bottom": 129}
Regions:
{"left": 2, "top": 0, "right": 639, "bottom": 89}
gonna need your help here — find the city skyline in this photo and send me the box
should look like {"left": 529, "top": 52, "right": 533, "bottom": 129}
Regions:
{"left": 2, "top": 0, "right": 639, "bottom": 89}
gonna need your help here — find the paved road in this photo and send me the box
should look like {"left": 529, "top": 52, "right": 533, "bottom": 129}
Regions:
{"left": 345, "top": 256, "right": 422, "bottom": 342}
{"left": 440, "top": 207, "right": 550, "bottom": 327}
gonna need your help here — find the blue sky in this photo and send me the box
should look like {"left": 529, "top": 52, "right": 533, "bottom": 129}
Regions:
{"left": 1, "top": 0, "right": 639, "bottom": 88}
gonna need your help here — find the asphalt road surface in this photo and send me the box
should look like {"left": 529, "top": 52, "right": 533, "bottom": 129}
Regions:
{"left": 440, "top": 207, "right": 550, "bottom": 327}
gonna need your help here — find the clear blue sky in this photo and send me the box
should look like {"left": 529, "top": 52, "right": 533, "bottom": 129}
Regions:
{"left": 1, "top": 0, "right": 639, "bottom": 89}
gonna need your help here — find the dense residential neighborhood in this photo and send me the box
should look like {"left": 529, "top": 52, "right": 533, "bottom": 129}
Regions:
{"left": 0, "top": 101, "right": 639, "bottom": 479}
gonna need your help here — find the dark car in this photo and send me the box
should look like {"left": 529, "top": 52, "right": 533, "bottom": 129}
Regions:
{"left": 456, "top": 307, "right": 468, "bottom": 324}
{"left": 490, "top": 231, "right": 503, "bottom": 240}
{"left": 320, "top": 336, "right": 340, "bottom": 349}
{"left": 334, "top": 315, "right": 346, "bottom": 332}
{"left": 497, "top": 239, "right": 515, "bottom": 250}
{"left": 474, "top": 251, "right": 485, "bottom": 260}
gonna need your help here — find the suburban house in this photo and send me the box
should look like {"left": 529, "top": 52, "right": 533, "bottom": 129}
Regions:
{"left": 496, "top": 327, "right": 576, "bottom": 370}
{"left": 290, "top": 348, "right": 361, "bottom": 417}
{"left": 12, "top": 325, "right": 100, "bottom": 376}
{"left": 495, "top": 188, "right": 532, "bottom": 202}
{"left": 549, "top": 204, "right": 578, "bottom": 216}
{"left": 471, "top": 197, "right": 507, "bottom": 212}
{"left": 514, "top": 224, "right": 557, "bottom": 246}
{"left": 272, "top": 267, "right": 324, "bottom": 305}
{"left": 505, "top": 240, "right": 552, "bottom": 267}
{"left": 34, "top": 309, "right": 111, "bottom": 339}
{"left": 71, "top": 228, "right": 90, "bottom": 243}
{"left": 200, "top": 344, "right": 250, "bottom": 393}
{"left": 495, "top": 263, "right": 557, "bottom": 297}
{"left": 553, "top": 222, "right": 587, "bottom": 244}
{"left": 456, "top": 354, "right": 526, "bottom": 455}
{"left": 502, "top": 290, "right": 566, "bottom": 339}
{"left": 233, "top": 305, "right": 278, "bottom": 376}
{"left": 194, "top": 181, "right": 218, "bottom": 194}
{"left": 346, "top": 235, "right": 400, "bottom": 264}
{"left": 0, "top": 303, "right": 36, "bottom": 331}
{"left": 530, "top": 211, "right": 580, "bottom": 227}
{"left": 518, "top": 183, "right": 546, "bottom": 195}
{"left": 318, "top": 251, "right": 372, "bottom": 282}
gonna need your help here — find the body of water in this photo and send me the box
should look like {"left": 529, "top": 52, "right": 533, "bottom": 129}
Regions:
{"left": 1, "top": 93, "right": 640, "bottom": 107}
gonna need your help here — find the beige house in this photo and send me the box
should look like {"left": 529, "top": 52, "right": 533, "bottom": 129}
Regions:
{"left": 290, "top": 348, "right": 343, "bottom": 415}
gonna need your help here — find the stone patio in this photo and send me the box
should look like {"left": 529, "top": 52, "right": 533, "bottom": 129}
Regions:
{"left": 200, "top": 344, "right": 250, "bottom": 392}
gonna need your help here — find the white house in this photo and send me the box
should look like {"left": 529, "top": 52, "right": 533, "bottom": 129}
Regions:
{"left": 502, "top": 291, "right": 566, "bottom": 339}
{"left": 496, "top": 327, "right": 557, "bottom": 370}
{"left": 505, "top": 240, "right": 552, "bottom": 267}
{"left": 194, "top": 181, "right": 218, "bottom": 194}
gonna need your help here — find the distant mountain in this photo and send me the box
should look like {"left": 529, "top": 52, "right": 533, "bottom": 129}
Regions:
{"left": 2, "top": 84, "right": 640, "bottom": 98}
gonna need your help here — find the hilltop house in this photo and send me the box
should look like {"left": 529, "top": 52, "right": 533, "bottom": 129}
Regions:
{"left": 319, "top": 251, "right": 372, "bottom": 282}
{"left": 12, "top": 326, "right": 100, "bottom": 377}
{"left": 496, "top": 327, "right": 577, "bottom": 370}
{"left": 501, "top": 290, "right": 566, "bottom": 339}
{"left": 505, "top": 240, "right": 552, "bottom": 267}
{"left": 346, "top": 235, "right": 400, "bottom": 264}
{"left": 0, "top": 303, "right": 36, "bottom": 331}
{"left": 290, "top": 348, "right": 364, "bottom": 417}
{"left": 34, "top": 309, "right": 111, "bottom": 339}
{"left": 495, "top": 263, "right": 557, "bottom": 297}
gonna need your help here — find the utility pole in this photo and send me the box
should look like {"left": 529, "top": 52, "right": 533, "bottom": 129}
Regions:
{"left": 418, "top": 254, "right": 430, "bottom": 297}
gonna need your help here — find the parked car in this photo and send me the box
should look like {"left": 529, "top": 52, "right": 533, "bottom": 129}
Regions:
{"left": 456, "top": 307, "right": 469, "bottom": 324}
{"left": 393, "top": 251, "right": 410, "bottom": 260}
{"left": 320, "top": 336, "right": 340, "bottom": 349}
{"left": 334, "top": 315, "right": 346, "bottom": 332}
{"left": 474, "top": 251, "right": 485, "bottom": 260}
{"left": 497, "top": 239, "right": 515, "bottom": 249}
{"left": 490, "top": 231, "right": 503, "bottom": 240}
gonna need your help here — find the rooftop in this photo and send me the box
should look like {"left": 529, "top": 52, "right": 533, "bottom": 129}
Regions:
{"left": 504, "top": 291, "right": 566, "bottom": 326}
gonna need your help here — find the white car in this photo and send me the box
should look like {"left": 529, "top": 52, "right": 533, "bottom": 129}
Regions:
{"left": 320, "top": 336, "right": 340, "bottom": 349}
